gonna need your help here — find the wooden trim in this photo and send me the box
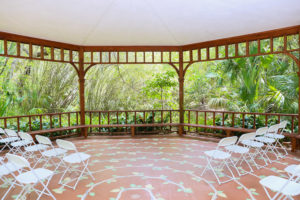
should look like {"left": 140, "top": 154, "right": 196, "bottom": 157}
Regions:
{"left": 0, "top": 31, "right": 79, "bottom": 50}
{"left": 182, "top": 25, "right": 300, "bottom": 50}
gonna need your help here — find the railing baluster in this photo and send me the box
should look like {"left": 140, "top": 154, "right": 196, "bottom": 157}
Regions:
{"left": 89, "top": 112, "right": 92, "bottom": 133}
{"left": 188, "top": 110, "right": 191, "bottom": 132}
{"left": 152, "top": 111, "right": 154, "bottom": 123}
{"left": 76, "top": 112, "right": 79, "bottom": 125}
{"left": 68, "top": 113, "right": 71, "bottom": 135}
{"left": 170, "top": 110, "right": 172, "bottom": 130}
{"left": 265, "top": 115, "right": 268, "bottom": 126}
{"left": 98, "top": 112, "right": 101, "bottom": 125}
{"left": 17, "top": 117, "right": 20, "bottom": 132}
{"left": 59, "top": 114, "right": 62, "bottom": 127}
{"left": 50, "top": 115, "right": 52, "bottom": 129}
{"left": 222, "top": 112, "right": 224, "bottom": 126}
{"left": 196, "top": 111, "right": 198, "bottom": 132}
{"left": 39, "top": 115, "right": 42, "bottom": 130}
{"left": 125, "top": 111, "right": 128, "bottom": 133}
{"left": 242, "top": 114, "right": 245, "bottom": 128}
{"left": 291, "top": 116, "right": 295, "bottom": 134}
{"left": 232, "top": 113, "right": 234, "bottom": 127}
{"left": 213, "top": 112, "right": 216, "bottom": 126}
{"left": 253, "top": 114, "right": 256, "bottom": 129}
{"left": 28, "top": 116, "right": 32, "bottom": 131}
{"left": 68, "top": 113, "right": 70, "bottom": 127}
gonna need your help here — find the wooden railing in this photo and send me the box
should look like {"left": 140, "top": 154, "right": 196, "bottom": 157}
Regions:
{"left": 184, "top": 110, "right": 298, "bottom": 135}
{"left": 85, "top": 110, "right": 180, "bottom": 134}
{"left": 0, "top": 111, "right": 80, "bottom": 139}
{"left": 0, "top": 110, "right": 298, "bottom": 138}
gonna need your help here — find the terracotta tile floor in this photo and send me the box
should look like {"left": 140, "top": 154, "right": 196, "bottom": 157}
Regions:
{"left": 0, "top": 136, "right": 300, "bottom": 200}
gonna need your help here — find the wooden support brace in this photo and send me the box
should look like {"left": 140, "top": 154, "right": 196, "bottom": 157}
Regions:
{"left": 226, "top": 130, "right": 232, "bottom": 137}
{"left": 131, "top": 126, "right": 135, "bottom": 137}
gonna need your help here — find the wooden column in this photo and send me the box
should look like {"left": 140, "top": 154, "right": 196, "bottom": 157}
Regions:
{"left": 178, "top": 51, "right": 184, "bottom": 136}
{"left": 286, "top": 49, "right": 300, "bottom": 152}
{"left": 297, "top": 55, "right": 300, "bottom": 152}
{"left": 78, "top": 48, "right": 87, "bottom": 138}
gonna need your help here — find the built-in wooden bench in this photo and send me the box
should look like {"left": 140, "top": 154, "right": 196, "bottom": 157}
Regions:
{"left": 183, "top": 124, "right": 256, "bottom": 137}
{"left": 88, "top": 123, "right": 181, "bottom": 136}
{"left": 28, "top": 124, "right": 180, "bottom": 138}
{"left": 28, "top": 123, "right": 299, "bottom": 152}
{"left": 29, "top": 125, "right": 86, "bottom": 139}
{"left": 283, "top": 133, "right": 300, "bottom": 152}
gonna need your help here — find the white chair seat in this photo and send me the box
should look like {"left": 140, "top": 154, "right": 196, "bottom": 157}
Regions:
{"left": 241, "top": 140, "right": 264, "bottom": 148}
{"left": 63, "top": 152, "right": 91, "bottom": 163}
{"left": 204, "top": 150, "right": 231, "bottom": 160}
{"left": 25, "top": 144, "right": 48, "bottom": 152}
{"left": 265, "top": 133, "right": 285, "bottom": 139}
{"left": 16, "top": 168, "right": 53, "bottom": 184}
{"left": 0, "top": 137, "right": 20, "bottom": 143}
{"left": 11, "top": 140, "right": 32, "bottom": 147}
{"left": 285, "top": 165, "right": 300, "bottom": 177}
{"left": 255, "top": 136, "right": 275, "bottom": 144}
{"left": 0, "top": 162, "right": 23, "bottom": 176}
{"left": 225, "top": 145, "right": 249, "bottom": 154}
{"left": 260, "top": 176, "right": 300, "bottom": 196}
{"left": 42, "top": 148, "right": 67, "bottom": 157}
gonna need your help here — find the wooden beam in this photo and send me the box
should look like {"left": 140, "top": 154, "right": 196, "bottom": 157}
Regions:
{"left": 182, "top": 25, "right": 300, "bottom": 50}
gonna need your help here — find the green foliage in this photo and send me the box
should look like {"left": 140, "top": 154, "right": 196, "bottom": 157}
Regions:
{"left": 143, "top": 71, "right": 178, "bottom": 109}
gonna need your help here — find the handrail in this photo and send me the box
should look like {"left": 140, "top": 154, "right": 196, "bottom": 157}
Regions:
{"left": 184, "top": 109, "right": 298, "bottom": 117}
{"left": 0, "top": 110, "right": 298, "bottom": 135}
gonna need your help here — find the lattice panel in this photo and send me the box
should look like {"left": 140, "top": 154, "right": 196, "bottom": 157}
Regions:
{"left": 182, "top": 33, "right": 300, "bottom": 64}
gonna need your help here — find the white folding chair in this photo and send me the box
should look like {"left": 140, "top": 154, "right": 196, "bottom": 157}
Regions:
{"left": 284, "top": 164, "right": 300, "bottom": 182}
{"left": 254, "top": 127, "right": 278, "bottom": 162}
{"left": 260, "top": 165, "right": 300, "bottom": 200}
{"left": 240, "top": 131, "right": 269, "bottom": 169}
{"left": 4, "top": 153, "right": 56, "bottom": 200}
{"left": 8, "top": 130, "right": 33, "bottom": 155}
{"left": 0, "top": 155, "right": 24, "bottom": 200}
{"left": 35, "top": 135, "right": 67, "bottom": 171}
{"left": 266, "top": 121, "right": 288, "bottom": 158}
{"left": 18, "top": 132, "right": 48, "bottom": 162}
{"left": 201, "top": 136, "right": 237, "bottom": 185}
{"left": 56, "top": 139, "right": 95, "bottom": 190}
{"left": 0, "top": 129, "right": 20, "bottom": 152}
{"left": 225, "top": 133, "right": 254, "bottom": 176}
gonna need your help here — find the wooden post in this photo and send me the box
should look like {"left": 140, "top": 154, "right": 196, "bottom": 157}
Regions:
{"left": 131, "top": 126, "right": 135, "bottom": 137}
{"left": 285, "top": 48, "right": 300, "bottom": 151}
{"left": 78, "top": 48, "right": 87, "bottom": 138}
{"left": 178, "top": 51, "right": 184, "bottom": 136}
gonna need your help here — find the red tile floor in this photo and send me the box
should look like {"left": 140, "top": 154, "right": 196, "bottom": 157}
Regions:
{"left": 0, "top": 136, "right": 299, "bottom": 200}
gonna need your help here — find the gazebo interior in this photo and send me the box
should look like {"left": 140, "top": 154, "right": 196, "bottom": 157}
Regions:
{"left": 0, "top": 0, "right": 300, "bottom": 199}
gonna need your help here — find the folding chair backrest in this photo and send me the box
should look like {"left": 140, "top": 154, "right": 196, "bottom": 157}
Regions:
{"left": 4, "top": 129, "right": 18, "bottom": 137}
{"left": 36, "top": 135, "right": 52, "bottom": 145}
{"left": 279, "top": 121, "right": 288, "bottom": 129}
{"left": 19, "top": 132, "right": 33, "bottom": 141}
{"left": 256, "top": 127, "right": 268, "bottom": 136}
{"left": 238, "top": 132, "right": 256, "bottom": 142}
{"left": 218, "top": 136, "right": 238, "bottom": 147}
{"left": 6, "top": 153, "right": 30, "bottom": 168}
{"left": 268, "top": 124, "right": 280, "bottom": 134}
{"left": 0, "top": 128, "right": 5, "bottom": 135}
{"left": 56, "top": 139, "right": 77, "bottom": 151}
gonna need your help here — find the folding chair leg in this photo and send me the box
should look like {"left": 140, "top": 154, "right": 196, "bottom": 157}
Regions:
{"left": 1, "top": 180, "right": 16, "bottom": 200}
{"left": 59, "top": 164, "right": 71, "bottom": 185}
